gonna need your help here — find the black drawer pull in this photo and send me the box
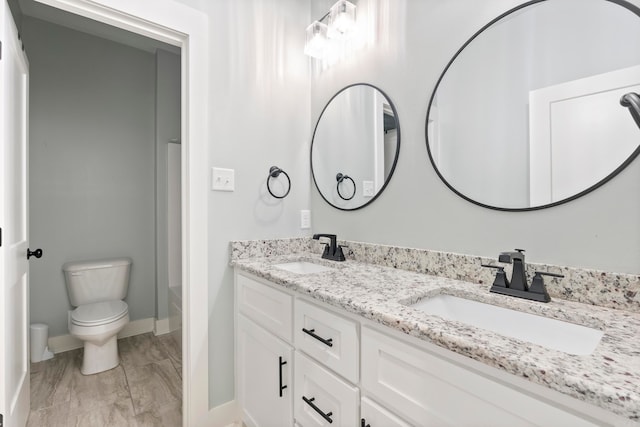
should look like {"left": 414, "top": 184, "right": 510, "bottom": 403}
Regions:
{"left": 302, "top": 396, "right": 333, "bottom": 424}
{"left": 361, "top": 419, "right": 371, "bottom": 427}
{"left": 302, "top": 328, "right": 333, "bottom": 347}
{"left": 278, "top": 356, "right": 287, "bottom": 397}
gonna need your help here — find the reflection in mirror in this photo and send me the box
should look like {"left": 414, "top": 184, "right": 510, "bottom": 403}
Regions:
{"left": 426, "top": 0, "right": 640, "bottom": 210}
{"left": 312, "top": 84, "right": 400, "bottom": 210}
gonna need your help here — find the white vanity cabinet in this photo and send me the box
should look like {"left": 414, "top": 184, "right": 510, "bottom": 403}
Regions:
{"left": 235, "top": 270, "right": 629, "bottom": 427}
{"left": 236, "top": 273, "right": 294, "bottom": 427}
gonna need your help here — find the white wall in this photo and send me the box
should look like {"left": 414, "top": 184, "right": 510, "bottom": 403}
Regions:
{"left": 24, "top": 17, "right": 157, "bottom": 336}
{"left": 155, "top": 49, "right": 181, "bottom": 321}
{"left": 172, "top": 0, "right": 311, "bottom": 408}
{"left": 310, "top": 0, "right": 640, "bottom": 275}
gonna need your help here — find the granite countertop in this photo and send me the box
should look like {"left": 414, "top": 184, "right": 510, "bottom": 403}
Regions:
{"left": 232, "top": 252, "right": 640, "bottom": 422}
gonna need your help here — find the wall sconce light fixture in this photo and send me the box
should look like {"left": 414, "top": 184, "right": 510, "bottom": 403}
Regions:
{"left": 328, "top": 0, "right": 356, "bottom": 40}
{"left": 304, "top": 0, "right": 356, "bottom": 59}
{"left": 304, "top": 20, "right": 328, "bottom": 59}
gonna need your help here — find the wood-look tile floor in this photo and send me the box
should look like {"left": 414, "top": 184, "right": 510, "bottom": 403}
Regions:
{"left": 27, "top": 333, "right": 182, "bottom": 427}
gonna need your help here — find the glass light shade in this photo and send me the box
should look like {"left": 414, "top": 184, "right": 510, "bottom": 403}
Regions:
{"left": 327, "top": 0, "right": 356, "bottom": 40}
{"left": 304, "top": 21, "right": 328, "bottom": 59}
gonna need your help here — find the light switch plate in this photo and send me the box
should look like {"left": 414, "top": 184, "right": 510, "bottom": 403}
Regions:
{"left": 300, "top": 210, "right": 311, "bottom": 229}
{"left": 363, "top": 180, "right": 375, "bottom": 197}
{"left": 211, "top": 167, "right": 235, "bottom": 191}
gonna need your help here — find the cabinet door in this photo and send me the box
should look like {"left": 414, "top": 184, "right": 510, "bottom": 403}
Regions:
{"left": 361, "top": 397, "right": 411, "bottom": 427}
{"left": 294, "top": 352, "right": 359, "bottom": 427}
{"left": 238, "top": 315, "right": 293, "bottom": 427}
{"left": 362, "top": 327, "right": 601, "bottom": 427}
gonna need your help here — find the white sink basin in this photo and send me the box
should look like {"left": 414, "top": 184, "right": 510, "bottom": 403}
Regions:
{"left": 411, "top": 295, "right": 603, "bottom": 355}
{"left": 273, "top": 261, "right": 335, "bottom": 275}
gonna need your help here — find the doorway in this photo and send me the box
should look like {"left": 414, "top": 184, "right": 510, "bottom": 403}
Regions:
{"left": 22, "top": 7, "right": 183, "bottom": 424}
{"left": 4, "top": 0, "right": 211, "bottom": 425}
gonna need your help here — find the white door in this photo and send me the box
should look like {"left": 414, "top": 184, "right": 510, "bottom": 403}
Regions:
{"left": 0, "top": 1, "right": 30, "bottom": 426}
{"left": 529, "top": 65, "right": 640, "bottom": 205}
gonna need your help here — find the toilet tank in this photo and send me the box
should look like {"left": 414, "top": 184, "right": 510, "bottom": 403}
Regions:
{"left": 63, "top": 258, "right": 132, "bottom": 306}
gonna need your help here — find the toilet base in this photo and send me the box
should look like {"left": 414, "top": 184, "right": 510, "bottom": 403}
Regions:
{"left": 81, "top": 335, "right": 119, "bottom": 375}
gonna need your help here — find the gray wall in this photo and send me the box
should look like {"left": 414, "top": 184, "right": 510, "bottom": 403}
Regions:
{"left": 173, "top": 0, "right": 311, "bottom": 408}
{"left": 7, "top": 0, "right": 22, "bottom": 30}
{"left": 155, "top": 49, "right": 181, "bottom": 321}
{"left": 310, "top": 0, "right": 640, "bottom": 275}
{"left": 24, "top": 17, "right": 157, "bottom": 336}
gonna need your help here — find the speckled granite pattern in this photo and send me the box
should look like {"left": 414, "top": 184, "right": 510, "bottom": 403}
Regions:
{"left": 230, "top": 238, "right": 640, "bottom": 313}
{"left": 230, "top": 238, "right": 312, "bottom": 260}
{"left": 231, "top": 253, "right": 640, "bottom": 421}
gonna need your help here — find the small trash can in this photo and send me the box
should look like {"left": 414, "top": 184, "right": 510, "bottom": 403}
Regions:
{"left": 30, "top": 323, "right": 54, "bottom": 363}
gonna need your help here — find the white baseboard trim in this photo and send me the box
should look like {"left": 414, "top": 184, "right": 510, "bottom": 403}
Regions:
{"left": 154, "top": 317, "right": 171, "bottom": 336}
{"left": 208, "top": 400, "right": 240, "bottom": 427}
{"left": 119, "top": 317, "right": 155, "bottom": 339}
{"left": 48, "top": 317, "right": 156, "bottom": 354}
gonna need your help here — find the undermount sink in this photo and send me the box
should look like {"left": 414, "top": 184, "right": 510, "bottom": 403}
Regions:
{"left": 411, "top": 295, "right": 603, "bottom": 355}
{"left": 273, "top": 261, "right": 335, "bottom": 275}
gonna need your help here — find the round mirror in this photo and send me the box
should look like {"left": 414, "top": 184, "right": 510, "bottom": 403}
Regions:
{"left": 312, "top": 84, "right": 400, "bottom": 210}
{"left": 426, "top": 0, "right": 640, "bottom": 211}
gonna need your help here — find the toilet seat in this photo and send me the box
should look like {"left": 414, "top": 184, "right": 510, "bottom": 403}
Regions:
{"left": 71, "top": 300, "right": 128, "bottom": 326}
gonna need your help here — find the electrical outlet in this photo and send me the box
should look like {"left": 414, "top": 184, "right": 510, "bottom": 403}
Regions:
{"left": 211, "top": 167, "right": 235, "bottom": 191}
{"left": 363, "top": 180, "right": 375, "bottom": 197}
{"left": 300, "top": 210, "right": 311, "bottom": 229}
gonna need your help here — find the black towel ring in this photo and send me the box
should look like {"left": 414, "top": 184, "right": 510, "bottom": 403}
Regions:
{"left": 267, "top": 166, "right": 291, "bottom": 199}
{"left": 336, "top": 173, "right": 356, "bottom": 201}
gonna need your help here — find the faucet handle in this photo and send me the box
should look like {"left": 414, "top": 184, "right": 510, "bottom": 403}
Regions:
{"left": 529, "top": 271, "right": 564, "bottom": 302}
{"left": 334, "top": 245, "right": 346, "bottom": 261}
{"left": 318, "top": 242, "right": 330, "bottom": 258}
{"left": 533, "top": 271, "right": 564, "bottom": 278}
{"left": 481, "top": 264, "right": 510, "bottom": 288}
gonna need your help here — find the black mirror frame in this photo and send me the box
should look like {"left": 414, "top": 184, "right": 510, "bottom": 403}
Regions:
{"left": 425, "top": 0, "right": 640, "bottom": 212}
{"left": 311, "top": 83, "right": 401, "bottom": 211}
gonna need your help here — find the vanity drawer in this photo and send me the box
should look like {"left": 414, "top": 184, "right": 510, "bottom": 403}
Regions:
{"left": 237, "top": 272, "right": 293, "bottom": 342}
{"left": 361, "top": 327, "right": 601, "bottom": 427}
{"left": 361, "top": 397, "right": 411, "bottom": 427}
{"left": 294, "top": 299, "right": 359, "bottom": 383}
{"left": 294, "top": 351, "right": 359, "bottom": 427}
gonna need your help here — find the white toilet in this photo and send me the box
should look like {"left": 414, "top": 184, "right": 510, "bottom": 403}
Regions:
{"left": 63, "top": 258, "right": 132, "bottom": 375}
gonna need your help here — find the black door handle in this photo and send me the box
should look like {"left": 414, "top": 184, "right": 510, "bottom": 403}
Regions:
{"left": 27, "top": 248, "right": 43, "bottom": 260}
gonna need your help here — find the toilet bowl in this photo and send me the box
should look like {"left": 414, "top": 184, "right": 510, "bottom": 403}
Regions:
{"left": 69, "top": 300, "right": 130, "bottom": 375}
{"left": 63, "top": 258, "right": 132, "bottom": 375}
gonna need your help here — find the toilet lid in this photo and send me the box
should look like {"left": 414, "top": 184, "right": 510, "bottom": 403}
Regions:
{"left": 71, "top": 300, "right": 128, "bottom": 326}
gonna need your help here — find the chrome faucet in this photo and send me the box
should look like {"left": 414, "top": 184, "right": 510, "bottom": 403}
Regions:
{"left": 312, "top": 233, "right": 346, "bottom": 262}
